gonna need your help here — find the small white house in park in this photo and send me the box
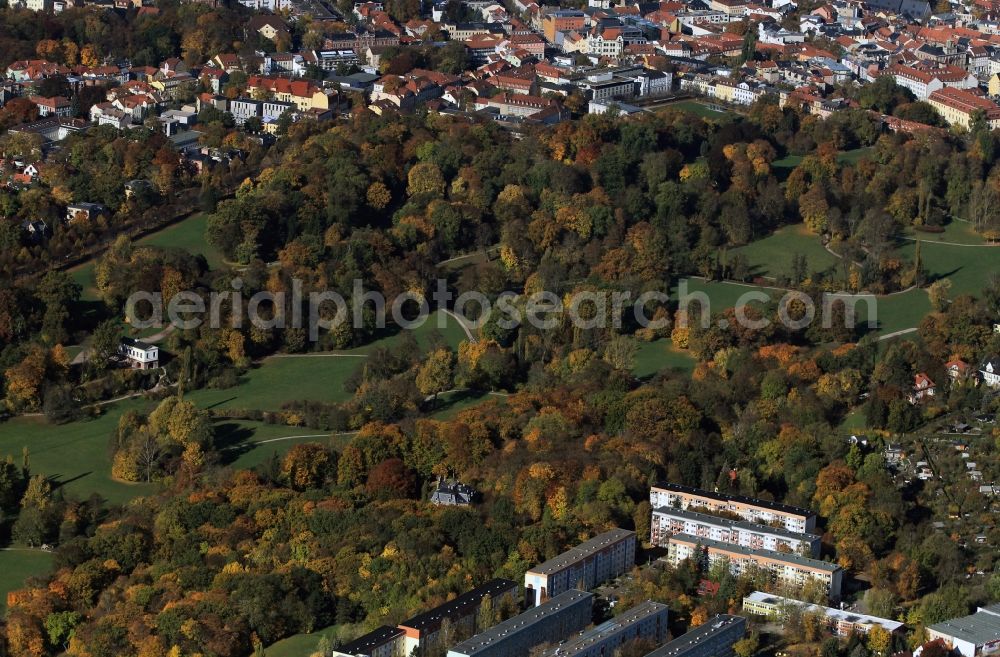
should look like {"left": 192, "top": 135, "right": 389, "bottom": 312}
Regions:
{"left": 119, "top": 338, "right": 159, "bottom": 369}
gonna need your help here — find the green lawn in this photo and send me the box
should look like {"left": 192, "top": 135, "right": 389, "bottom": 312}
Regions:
{"left": 904, "top": 221, "right": 987, "bottom": 246}
{"left": 673, "top": 278, "right": 775, "bottom": 313}
{"left": 69, "top": 261, "right": 100, "bottom": 303}
{"left": 0, "top": 549, "right": 55, "bottom": 611}
{"left": 184, "top": 310, "right": 467, "bottom": 413}
{"left": 668, "top": 100, "right": 733, "bottom": 120}
{"left": 216, "top": 420, "right": 355, "bottom": 471}
{"left": 895, "top": 240, "right": 1000, "bottom": 298}
{"left": 265, "top": 624, "right": 347, "bottom": 657}
{"left": 634, "top": 340, "right": 695, "bottom": 378}
{"left": 429, "top": 389, "right": 500, "bottom": 420}
{"left": 67, "top": 212, "right": 221, "bottom": 303}
{"left": 838, "top": 408, "right": 867, "bottom": 433}
{"left": 0, "top": 398, "right": 158, "bottom": 506}
{"left": 138, "top": 213, "right": 224, "bottom": 269}
{"left": 732, "top": 225, "right": 839, "bottom": 279}
{"left": 773, "top": 147, "right": 874, "bottom": 171}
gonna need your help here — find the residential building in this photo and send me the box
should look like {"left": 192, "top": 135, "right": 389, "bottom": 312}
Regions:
{"left": 666, "top": 534, "right": 843, "bottom": 599}
{"left": 29, "top": 95, "right": 72, "bottom": 118}
{"left": 909, "top": 372, "right": 936, "bottom": 404}
{"left": 430, "top": 479, "right": 477, "bottom": 506}
{"left": 524, "top": 528, "right": 636, "bottom": 607}
{"left": 475, "top": 93, "right": 568, "bottom": 123}
{"left": 982, "top": 357, "right": 1000, "bottom": 387}
{"left": 640, "top": 615, "right": 746, "bottom": 657}
{"left": 708, "top": 0, "right": 748, "bottom": 18}
{"left": 574, "top": 72, "right": 637, "bottom": 100}
{"left": 928, "top": 88, "right": 1000, "bottom": 130}
{"left": 651, "top": 507, "right": 821, "bottom": 557}
{"left": 229, "top": 98, "right": 262, "bottom": 126}
{"left": 742, "top": 592, "right": 904, "bottom": 636}
{"left": 246, "top": 76, "right": 331, "bottom": 112}
{"left": 119, "top": 338, "right": 159, "bottom": 369}
{"left": 398, "top": 579, "right": 518, "bottom": 657}
{"left": 542, "top": 10, "right": 588, "bottom": 42}
{"left": 946, "top": 359, "right": 973, "bottom": 383}
{"left": 332, "top": 626, "right": 405, "bottom": 657}
{"left": 447, "top": 590, "right": 594, "bottom": 657}
{"left": 889, "top": 64, "right": 978, "bottom": 100}
{"left": 65, "top": 202, "right": 108, "bottom": 224}
{"left": 649, "top": 483, "right": 817, "bottom": 533}
{"left": 539, "top": 600, "right": 669, "bottom": 657}
{"left": 926, "top": 603, "right": 1000, "bottom": 657}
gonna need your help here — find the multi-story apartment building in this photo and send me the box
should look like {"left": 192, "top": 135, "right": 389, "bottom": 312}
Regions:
{"left": 524, "top": 528, "right": 636, "bottom": 607}
{"left": 398, "top": 579, "right": 519, "bottom": 657}
{"left": 640, "top": 615, "right": 747, "bottom": 657}
{"left": 539, "top": 601, "right": 668, "bottom": 657}
{"left": 649, "top": 483, "right": 817, "bottom": 534}
{"left": 667, "top": 534, "right": 843, "bottom": 599}
{"left": 651, "top": 507, "right": 821, "bottom": 557}
{"left": 742, "top": 592, "right": 904, "bottom": 636}
{"left": 332, "top": 626, "right": 405, "bottom": 657}
{"left": 447, "top": 591, "right": 594, "bottom": 657}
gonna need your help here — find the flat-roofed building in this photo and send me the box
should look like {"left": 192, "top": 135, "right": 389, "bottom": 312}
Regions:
{"left": 398, "top": 579, "right": 518, "bottom": 656}
{"left": 742, "top": 592, "right": 903, "bottom": 636}
{"left": 649, "top": 483, "right": 817, "bottom": 534}
{"left": 447, "top": 590, "right": 594, "bottom": 657}
{"left": 926, "top": 604, "right": 1000, "bottom": 657}
{"left": 540, "top": 600, "right": 668, "bottom": 657}
{"left": 651, "top": 507, "right": 821, "bottom": 557}
{"left": 667, "top": 534, "right": 843, "bottom": 600}
{"left": 641, "top": 615, "right": 746, "bottom": 657}
{"left": 333, "top": 626, "right": 405, "bottom": 657}
{"left": 524, "top": 528, "right": 636, "bottom": 607}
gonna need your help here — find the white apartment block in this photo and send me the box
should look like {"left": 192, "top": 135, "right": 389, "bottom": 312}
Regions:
{"left": 649, "top": 483, "right": 817, "bottom": 534}
{"left": 651, "top": 507, "right": 821, "bottom": 557}
{"left": 667, "top": 534, "right": 843, "bottom": 600}
{"left": 524, "top": 528, "right": 636, "bottom": 607}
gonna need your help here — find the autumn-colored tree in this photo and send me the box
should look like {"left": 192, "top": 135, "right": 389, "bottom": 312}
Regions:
{"left": 416, "top": 349, "right": 454, "bottom": 406}
{"left": 281, "top": 443, "right": 332, "bottom": 491}
{"left": 364, "top": 458, "right": 415, "bottom": 499}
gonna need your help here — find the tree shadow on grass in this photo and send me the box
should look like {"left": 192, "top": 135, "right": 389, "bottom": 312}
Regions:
{"left": 212, "top": 421, "right": 256, "bottom": 464}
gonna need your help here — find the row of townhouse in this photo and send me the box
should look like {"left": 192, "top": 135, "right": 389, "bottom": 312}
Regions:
{"left": 666, "top": 534, "right": 844, "bottom": 600}
{"left": 650, "top": 506, "right": 822, "bottom": 557}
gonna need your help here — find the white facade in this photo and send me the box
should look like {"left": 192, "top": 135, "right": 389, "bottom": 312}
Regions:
{"left": 649, "top": 483, "right": 817, "bottom": 533}
{"left": 119, "top": 340, "right": 159, "bottom": 369}
{"left": 668, "top": 535, "right": 843, "bottom": 599}
{"left": 651, "top": 507, "right": 821, "bottom": 557}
